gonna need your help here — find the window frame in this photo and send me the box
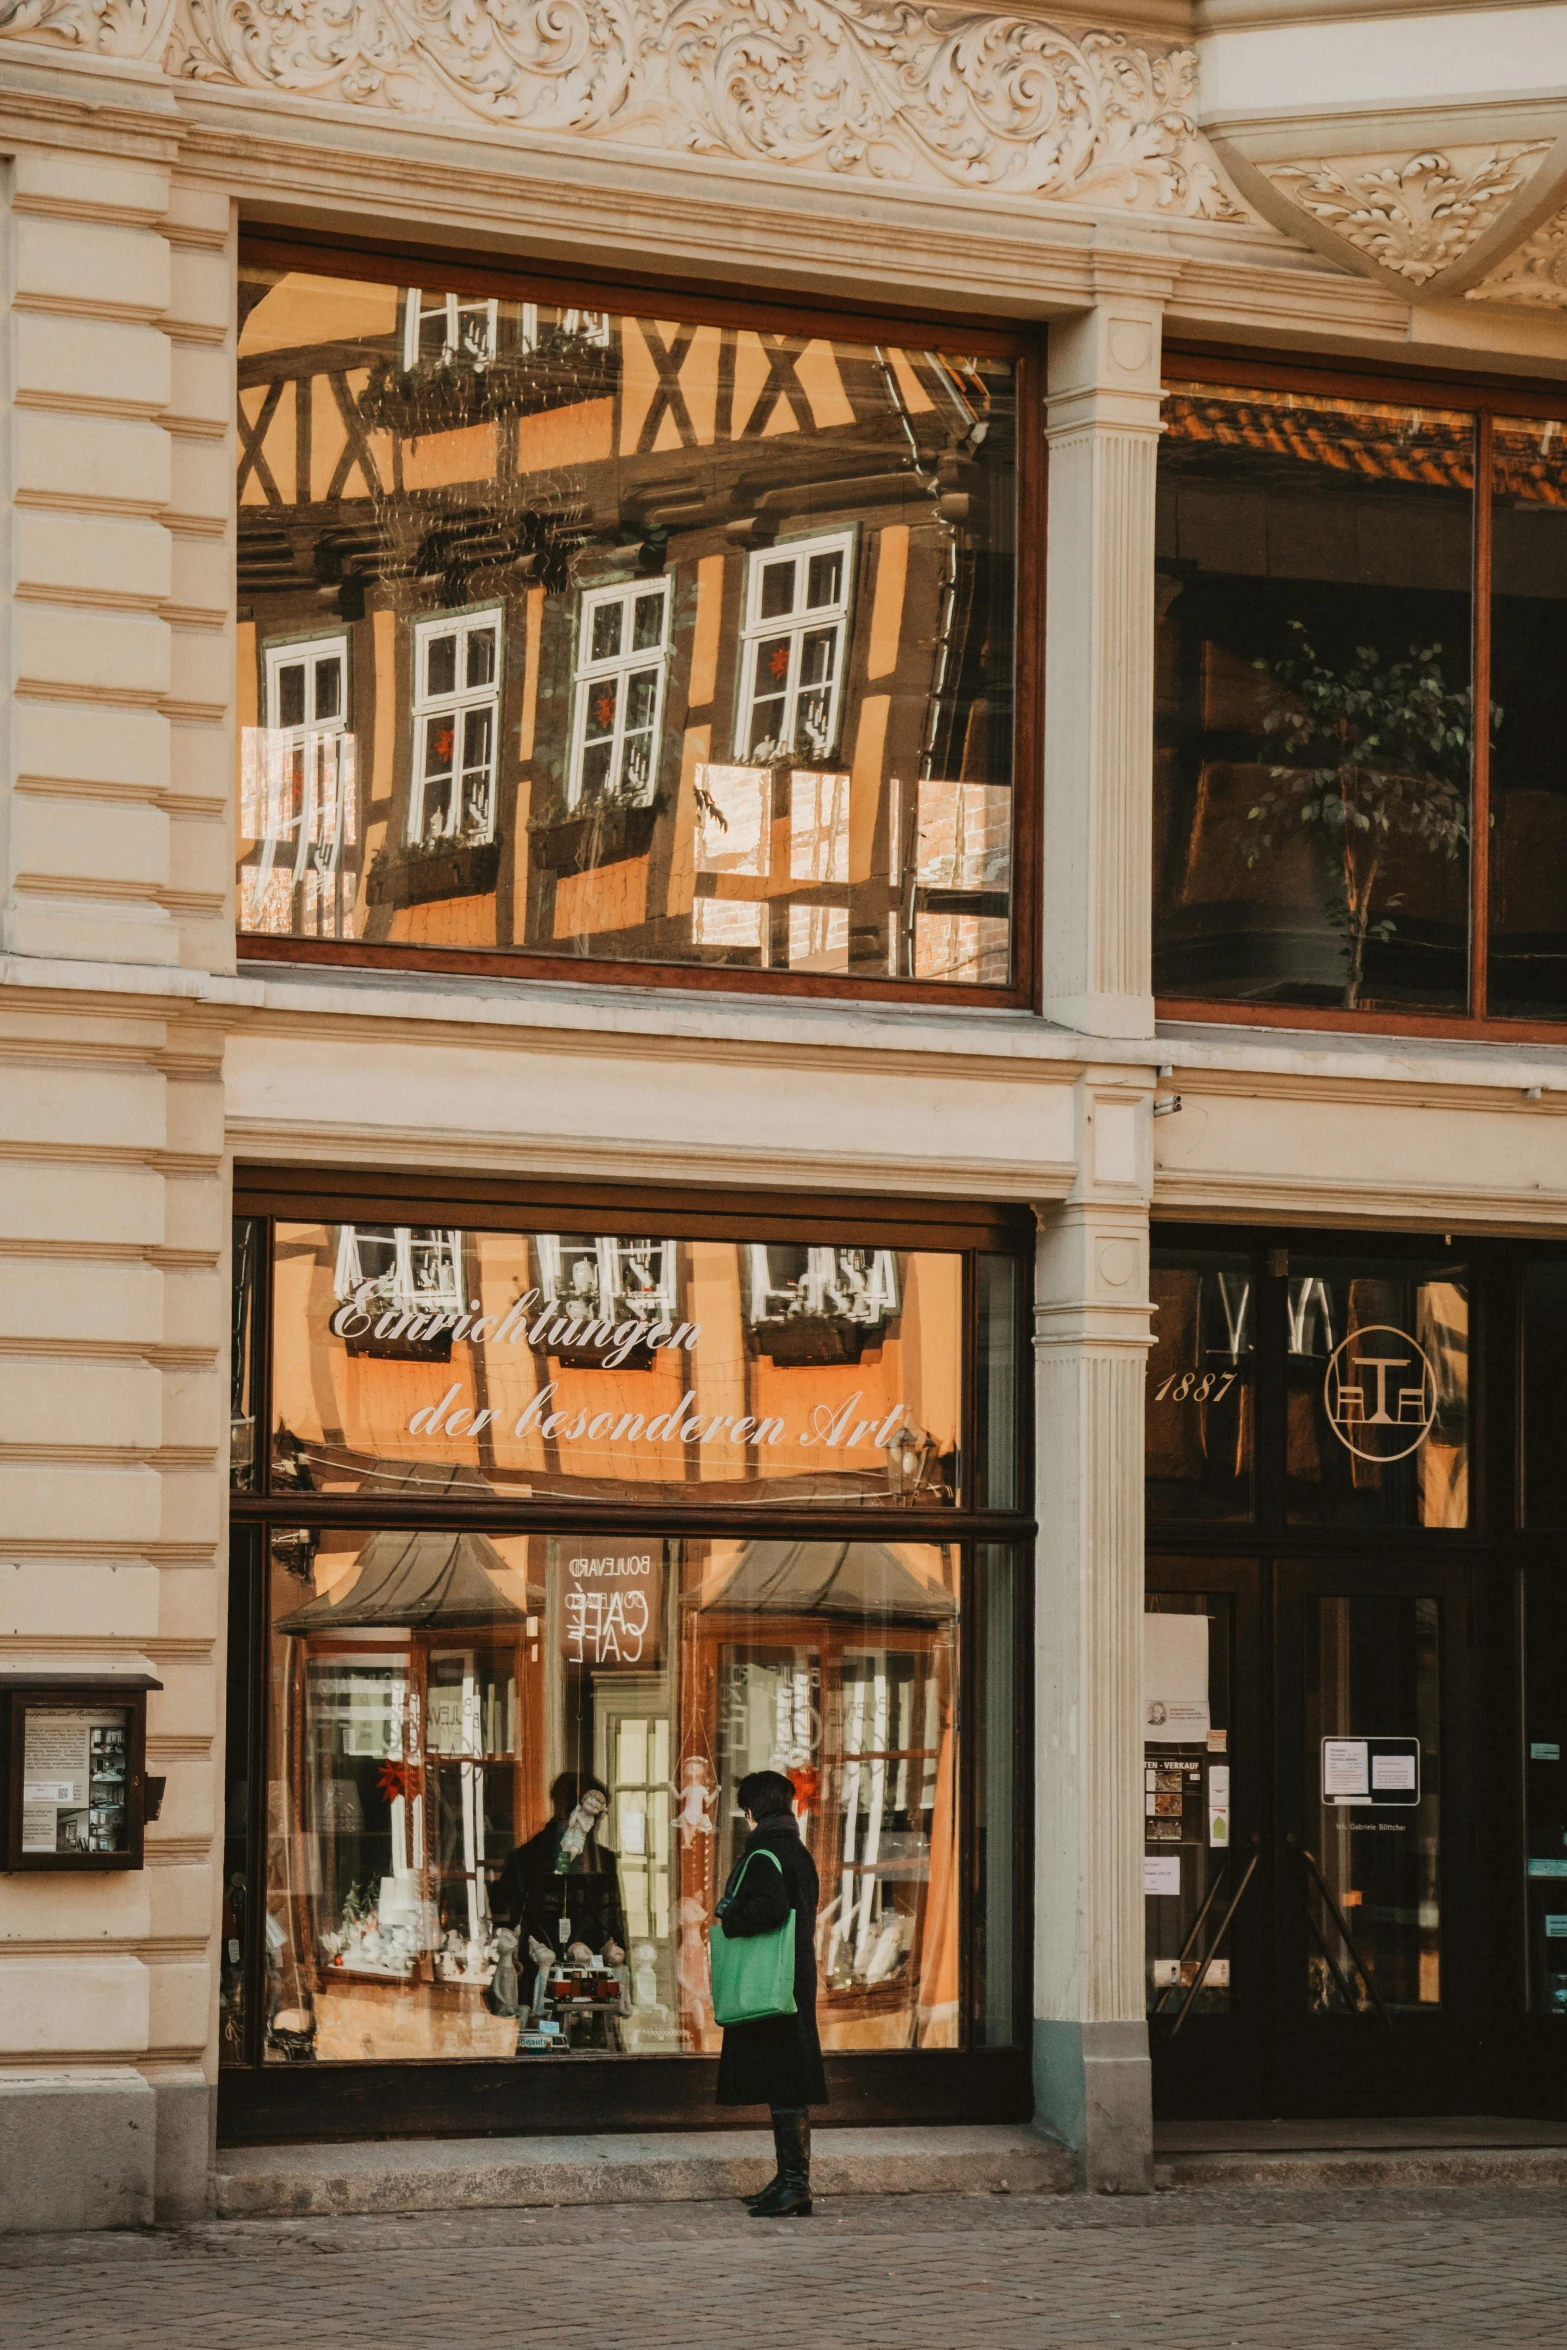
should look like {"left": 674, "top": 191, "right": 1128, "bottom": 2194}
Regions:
{"left": 221, "top": 1171, "right": 1036, "bottom": 2135}
{"left": 734, "top": 528, "right": 857, "bottom": 767}
{"left": 235, "top": 232, "right": 1042, "bottom": 1012}
{"left": 407, "top": 605, "right": 504, "bottom": 849}
{"left": 566, "top": 575, "right": 673, "bottom": 810}
{"left": 1158, "top": 342, "right": 1567, "bottom": 1046}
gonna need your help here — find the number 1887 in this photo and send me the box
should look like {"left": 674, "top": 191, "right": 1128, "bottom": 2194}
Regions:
{"left": 1153, "top": 1370, "right": 1238, "bottom": 1403}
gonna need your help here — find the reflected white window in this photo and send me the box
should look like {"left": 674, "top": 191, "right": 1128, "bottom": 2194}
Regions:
{"left": 536, "top": 1236, "right": 678, "bottom": 1326}
{"left": 241, "top": 634, "right": 357, "bottom": 938}
{"left": 914, "top": 779, "right": 1011, "bottom": 892}
{"left": 333, "top": 1226, "right": 464, "bottom": 1315}
{"left": 409, "top": 611, "right": 502, "bottom": 846}
{"left": 402, "top": 288, "right": 499, "bottom": 370}
{"left": 789, "top": 771, "right": 851, "bottom": 882}
{"left": 789, "top": 905, "right": 849, "bottom": 971}
{"left": 690, "top": 900, "right": 767, "bottom": 955}
{"left": 737, "top": 532, "right": 854, "bottom": 764}
{"left": 695, "top": 764, "right": 772, "bottom": 877}
{"left": 749, "top": 1245, "right": 899, "bottom": 1329}
{"left": 569, "top": 578, "right": 671, "bottom": 808}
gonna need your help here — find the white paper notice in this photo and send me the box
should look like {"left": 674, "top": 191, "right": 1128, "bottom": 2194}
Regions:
{"left": 1145, "top": 1853, "right": 1182, "bottom": 1897}
{"left": 1144, "top": 1613, "right": 1211, "bottom": 1744}
{"left": 1207, "top": 1764, "right": 1231, "bottom": 1847}
{"left": 1371, "top": 1751, "right": 1417, "bottom": 1792}
{"left": 1322, "top": 1739, "right": 1370, "bottom": 1800}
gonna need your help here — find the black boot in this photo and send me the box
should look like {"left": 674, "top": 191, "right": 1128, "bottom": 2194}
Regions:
{"left": 741, "top": 2107, "right": 790, "bottom": 2208}
{"left": 751, "top": 2107, "right": 811, "bottom": 2218}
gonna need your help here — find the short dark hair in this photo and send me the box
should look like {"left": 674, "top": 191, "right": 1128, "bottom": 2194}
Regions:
{"left": 737, "top": 1769, "right": 796, "bottom": 1820}
{"left": 550, "top": 1772, "right": 608, "bottom": 1812}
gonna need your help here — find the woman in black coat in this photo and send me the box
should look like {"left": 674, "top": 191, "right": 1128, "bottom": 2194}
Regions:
{"left": 713, "top": 1768, "right": 826, "bottom": 2217}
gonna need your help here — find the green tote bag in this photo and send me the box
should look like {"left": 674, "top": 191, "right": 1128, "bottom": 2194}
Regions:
{"left": 708, "top": 1848, "right": 798, "bottom": 2026}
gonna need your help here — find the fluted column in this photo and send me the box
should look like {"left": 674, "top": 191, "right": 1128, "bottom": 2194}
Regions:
{"left": 1032, "top": 1072, "right": 1155, "bottom": 2189}
{"left": 1041, "top": 272, "right": 1169, "bottom": 1040}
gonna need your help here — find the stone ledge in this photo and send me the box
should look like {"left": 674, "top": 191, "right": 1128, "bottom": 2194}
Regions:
{"left": 215, "top": 2125, "right": 1072, "bottom": 2219}
{"left": 1155, "top": 2146, "right": 1567, "bottom": 2190}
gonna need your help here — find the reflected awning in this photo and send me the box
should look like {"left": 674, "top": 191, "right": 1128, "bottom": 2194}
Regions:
{"left": 696, "top": 1542, "right": 956, "bottom": 1624}
{"left": 276, "top": 1528, "right": 537, "bottom": 1635}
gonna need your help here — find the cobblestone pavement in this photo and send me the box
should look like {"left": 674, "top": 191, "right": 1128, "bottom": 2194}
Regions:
{"left": 2, "top": 2186, "right": 1564, "bottom": 2348}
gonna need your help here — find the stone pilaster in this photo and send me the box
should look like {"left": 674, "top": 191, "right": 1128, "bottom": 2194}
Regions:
{"left": 0, "top": 136, "right": 229, "bottom": 2230}
{"left": 1031, "top": 1071, "right": 1155, "bottom": 2190}
{"left": 1041, "top": 271, "right": 1169, "bottom": 1042}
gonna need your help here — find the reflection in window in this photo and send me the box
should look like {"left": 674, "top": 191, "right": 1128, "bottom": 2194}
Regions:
{"left": 236, "top": 270, "right": 1017, "bottom": 988}
{"left": 738, "top": 534, "right": 854, "bottom": 763}
{"left": 257, "top": 1532, "right": 970, "bottom": 2063}
{"left": 240, "top": 634, "right": 358, "bottom": 938}
{"left": 409, "top": 611, "right": 501, "bottom": 846}
{"left": 1146, "top": 1252, "right": 1254, "bottom": 1521}
{"left": 1490, "top": 417, "right": 1567, "bottom": 1019}
{"left": 569, "top": 579, "right": 670, "bottom": 807}
{"left": 1285, "top": 1260, "right": 1468, "bottom": 1528}
{"left": 1522, "top": 1570, "right": 1567, "bottom": 2013}
{"left": 1154, "top": 384, "right": 1474, "bottom": 1015}
{"left": 1522, "top": 1262, "right": 1567, "bottom": 1526}
{"left": 270, "top": 1221, "right": 963, "bottom": 1507}
{"left": 1303, "top": 1593, "right": 1440, "bottom": 2014}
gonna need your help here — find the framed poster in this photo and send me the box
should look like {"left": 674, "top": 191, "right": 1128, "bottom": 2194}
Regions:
{"left": 3, "top": 1686, "right": 153, "bottom": 1871}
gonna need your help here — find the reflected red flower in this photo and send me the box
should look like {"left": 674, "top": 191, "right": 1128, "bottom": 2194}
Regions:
{"left": 594, "top": 689, "right": 618, "bottom": 729}
{"left": 768, "top": 645, "right": 790, "bottom": 680}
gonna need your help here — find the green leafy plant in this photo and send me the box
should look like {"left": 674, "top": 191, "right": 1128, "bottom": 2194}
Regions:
{"left": 1246, "top": 624, "right": 1475, "bottom": 1009}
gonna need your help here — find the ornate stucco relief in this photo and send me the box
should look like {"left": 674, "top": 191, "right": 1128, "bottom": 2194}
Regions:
{"left": 1466, "top": 206, "right": 1567, "bottom": 306}
{"left": 1262, "top": 145, "right": 1550, "bottom": 285}
{"left": 0, "top": 0, "right": 1245, "bottom": 220}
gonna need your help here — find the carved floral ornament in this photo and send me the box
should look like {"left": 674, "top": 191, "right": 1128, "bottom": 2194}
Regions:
{"left": 1247, "top": 141, "right": 1567, "bottom": 307}
{"left": 0, "top": 0, "right": 1246, "bottom": 219}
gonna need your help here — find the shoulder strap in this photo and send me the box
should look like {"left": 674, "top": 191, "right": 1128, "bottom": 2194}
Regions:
{"left": 725, "top": 1845, "right": 784, "bottom": 1900}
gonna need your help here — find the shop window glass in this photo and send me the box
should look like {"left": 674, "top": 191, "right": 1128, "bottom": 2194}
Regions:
{"left": 974, "top": 1543, "right": 1022, "bottom": 2043}
{"left": 1145, "top": 1594, "right": 1235, "bottom": 2018}
{"left": 976, "top": 1253, "right": 1020, "bottom": 1511}
{"left": 1285, "top": 1256, "right": 1468, "bottom": 1529}
{"left": 1303, "top": 1593, "right": 1441, "bottom": 2014}
{"left": 1146, "top": 1251, "right": 1254, "bottom": 1522}
{"left": 1522, "top": 1262, "right": 1567, "bottom": 1526}
{"left": 236, "top": 266, "right": 1018, "bottom": 988}
{"left": 270, "top": 1222, "right": 965, "bottom": 1506}
{"left": 1490, "top": 418, "right": 1567, "bottom": 1020}
{"left": 256, "top": 1531, "right": 963, "bottom": 2063}
{"left": 1522, "top": 1570, "right": 1567, "bottom": 2013}
{"left": 231, "top": 1218, "right": 261, "bottom": 1492}
{"left": 1154, "top": 384, "right": 1473, "bottom": 1015}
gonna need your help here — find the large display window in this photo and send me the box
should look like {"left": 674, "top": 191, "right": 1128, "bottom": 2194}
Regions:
{"left": 222, "top": 1176, "right": 1031, "bottom": 2137}
{"left": 1154, "top": 356, "right": 1567, "bottom": 1041}
{"left": 234, "top": 245, "right": 1035, "bottom": 1004}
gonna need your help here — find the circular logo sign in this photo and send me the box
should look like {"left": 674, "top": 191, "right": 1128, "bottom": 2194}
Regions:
{"left": 1322, "top": 1325, "right": 1438, "bottom": 1463}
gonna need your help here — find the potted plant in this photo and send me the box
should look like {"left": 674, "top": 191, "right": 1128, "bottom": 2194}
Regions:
{"left": 1245, "top": 623, "right": 1475, "bottom": 1009}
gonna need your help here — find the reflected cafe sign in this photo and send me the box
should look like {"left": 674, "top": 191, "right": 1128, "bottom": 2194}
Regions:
{"left": 327, "top": 1285, "right": 912, "bottom": 1458}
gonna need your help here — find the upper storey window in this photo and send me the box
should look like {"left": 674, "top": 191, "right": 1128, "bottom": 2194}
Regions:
{"left": 1155, "top": 365, "right": 1567, "bottom": 1037}
{"left": 236, "top": 257, "right": 1027, "bottom": 998}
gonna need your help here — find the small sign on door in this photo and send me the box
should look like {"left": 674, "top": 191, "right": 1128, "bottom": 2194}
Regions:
{"left": 1321, "top": 1736, "right": 1421, "bottom": 1807}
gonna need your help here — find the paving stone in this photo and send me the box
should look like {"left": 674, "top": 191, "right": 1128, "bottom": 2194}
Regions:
{"left": 2, "top": 2184, "right": 1565, "bottom": 2347}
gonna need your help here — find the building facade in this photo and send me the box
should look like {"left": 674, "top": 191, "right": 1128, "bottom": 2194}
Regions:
{"left": 4, "top": 0, "right": 1567, "bottom": 2230}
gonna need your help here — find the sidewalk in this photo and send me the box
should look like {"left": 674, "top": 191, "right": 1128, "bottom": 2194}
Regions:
{"left": 3, "top": 2183, "right": 1565, "bottom": 2347}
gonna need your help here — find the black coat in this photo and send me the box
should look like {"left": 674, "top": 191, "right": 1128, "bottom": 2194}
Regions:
{"left": 489, "top": 1820, "right": 626, "bottom": 1958}
{"left": 714, "top": 1816, "right": 827, "bottom": 2109}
